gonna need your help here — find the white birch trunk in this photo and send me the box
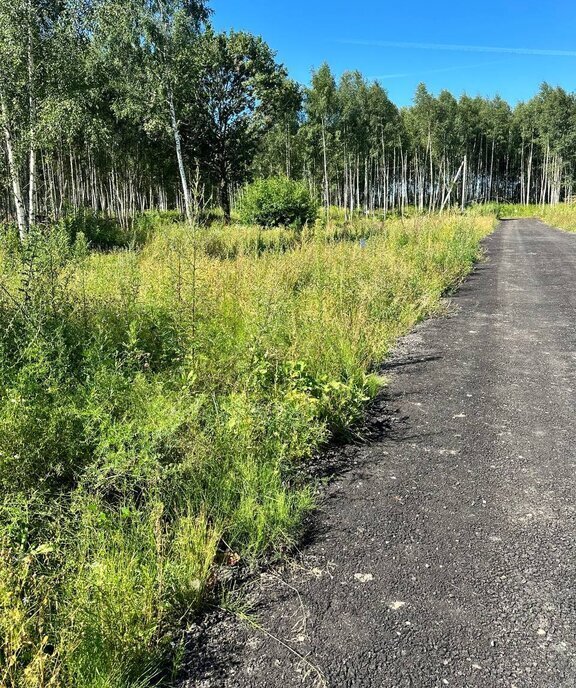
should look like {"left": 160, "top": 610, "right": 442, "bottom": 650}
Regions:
{"left": 0, "top": 91, "right": 28, "bottom": 240}
{"left": 168, "top": 87, "right": 191, "bottom": 222}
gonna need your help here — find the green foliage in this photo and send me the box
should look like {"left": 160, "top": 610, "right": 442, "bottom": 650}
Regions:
{"left": 238, "top": 177, "right": 318, "bottom": 228}
{"left": 58, "top": 502, "right": 220, "bottom": 687}
{"left": 193, "top": 30, "right": 295, "bottom": 219}
{"left": 3, "top": 0, "right": 576, "bottom": 234}
{"left": 58, "top": 211, "right": 136, "bottom": 250}
{"left": 0, "top": 200, "right": 493, "bottom": 687}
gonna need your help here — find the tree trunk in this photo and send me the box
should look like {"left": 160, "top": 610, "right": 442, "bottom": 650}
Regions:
{"left": 28, "top": 0, "right": 36, "bottom": 228}
{"left": 461, "top": 154, "right": 467, "bottom": 211}
{"left": 0, "top": 91, "right": 27, "bottom": 240}
{"left": 526, "top": 141, "right": 533, "bottom": 205}
{"left": 219, "top": 174, "right": 231, "bottom": 224}
{"left": 168, "top": 87, "right": 191, "bottom": 222}
{"left": 321, "top": 116, "right": 330, "bottom": 219}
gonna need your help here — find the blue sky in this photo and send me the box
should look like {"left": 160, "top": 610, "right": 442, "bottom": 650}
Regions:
{"left": 210, "top": 0, "right": 576, "bottom": 107}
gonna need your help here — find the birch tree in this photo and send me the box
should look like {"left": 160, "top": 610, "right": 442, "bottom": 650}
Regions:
{"left": 305, "top": 64, "right": 338, "bottom": 214}
{"left": 92, "top": 0, "right": 209, "bottom": 222}
{"left": 0, "top": 0, "right": 55, "bottom": 238}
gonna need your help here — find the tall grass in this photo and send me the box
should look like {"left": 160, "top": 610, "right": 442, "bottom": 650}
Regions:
{"left": 466, "top": 201, "right": 576, "bottom": 232}
{"left": 0, "top": 213, "right": 494, "bottom": 687}
{"left": 534, "top": 203, "right": 576, "bottom": 232}
{"left": 467, "top": 203, "right": 576, "bottom": 232}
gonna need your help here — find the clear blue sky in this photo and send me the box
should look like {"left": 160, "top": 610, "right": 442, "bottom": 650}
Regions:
{"left": 210, "top": 0, "right": 576, "bottom": 107}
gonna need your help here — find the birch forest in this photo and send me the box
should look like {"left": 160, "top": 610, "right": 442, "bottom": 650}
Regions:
{"left": 2, "top": 0, "right": 576, "bottom": 237}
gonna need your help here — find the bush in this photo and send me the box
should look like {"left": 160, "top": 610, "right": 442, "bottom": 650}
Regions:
{"left": 58, "top": 210, "right": 127, "bottom": 249}
{"left": 237, "top": 177, "right": 318, "bottom": 228}
{"left": 59, "top": 209, "right": 158, "bottom": 250}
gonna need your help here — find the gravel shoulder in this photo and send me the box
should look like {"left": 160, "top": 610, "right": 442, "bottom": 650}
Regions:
{"left": 183, "top": 219, "right": 576, "bottom": 688}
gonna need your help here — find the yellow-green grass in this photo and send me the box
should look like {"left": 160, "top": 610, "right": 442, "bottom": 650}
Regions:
{"left": 0, "top": 213, "right": 495, "bottom": 687}
{"left": 535, "top": 203, "right": 576, "bottom": 232}
{"left": 471, "top": 202, "right": 576, "bottom": 232}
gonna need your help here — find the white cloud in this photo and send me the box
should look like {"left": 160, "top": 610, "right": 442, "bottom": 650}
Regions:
{"left": 371, "top": 59, "right": 506, "bottom": 80}
{"left": 339, "top": 40, "right": 576, "bottom": 58}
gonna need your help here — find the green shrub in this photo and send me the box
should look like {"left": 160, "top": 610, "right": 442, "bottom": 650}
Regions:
{"left": 237, "top": 177, "right": 318, "bottom": 228}
{"left": 59, "top": 209, "right": 158, "bottom": 250}
{"left": 132, "top": 210, "right": 183, "bottom": 237}
{"left": 58, "top": 210, "right": 125, "bottom": 249}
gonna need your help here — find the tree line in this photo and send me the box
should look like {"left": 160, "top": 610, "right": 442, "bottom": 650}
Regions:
{"left": 260, "top": 69, "right": 576, "bottom": 218}
{"left": 2, "top": 0, "right": 576, "bottom": 239}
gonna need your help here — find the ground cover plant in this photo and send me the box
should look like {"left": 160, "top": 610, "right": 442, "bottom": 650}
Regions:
{"left": 0, "top": 212, "right": 494, "bottom": 687}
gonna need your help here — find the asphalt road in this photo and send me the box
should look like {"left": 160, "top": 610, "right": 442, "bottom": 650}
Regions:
{"left": 188, "top": 219, "right": 576, "bottom": 688}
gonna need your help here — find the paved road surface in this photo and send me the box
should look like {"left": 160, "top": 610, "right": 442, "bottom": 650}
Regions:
{"left": 189, "top": 219, "right": 576, "bottom": 688}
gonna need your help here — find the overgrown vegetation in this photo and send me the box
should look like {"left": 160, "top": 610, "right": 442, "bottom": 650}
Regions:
{"left": 537, "top": 203, "right": 576, "bottom": 231}
{"left": 463, "top": 201, "right": 576, "bottom": 232}
{"left": 3, "top": 1, "right": 570, "bottom": 686}
{"left": 491, "top": 202, "right": 576, "bottom": 232}
{"left": 0, "top": 213, "right": 494, "bottom": 687}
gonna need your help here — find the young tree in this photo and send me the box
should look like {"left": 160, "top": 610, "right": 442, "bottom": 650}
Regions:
{"left": 304, "top": 64, "right": 338, "bottom": 214}
{"left": 191, "top": 29, "right": 291, "bottom": 222}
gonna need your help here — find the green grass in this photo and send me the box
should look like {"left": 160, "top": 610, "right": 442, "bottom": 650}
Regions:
{"left": 465, "top": 201, "right": 576, "bottom": 234}
{"left": 0, "top": 212, "right": 495, "bottom": 687}
{"left": 466, "top": 201, "right": 576, "bottom": 231}
{"left": 530, "top": 203, "right": 576, "bottom": 232}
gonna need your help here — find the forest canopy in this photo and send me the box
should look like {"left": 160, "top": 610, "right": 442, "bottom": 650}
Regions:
{"left": 1, "top": 0, "right": 576, "bottom": 239}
